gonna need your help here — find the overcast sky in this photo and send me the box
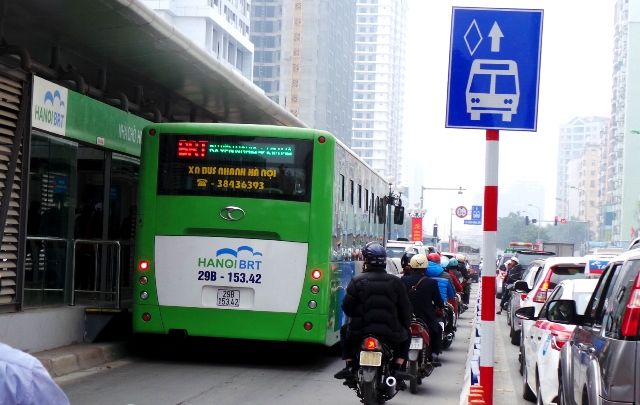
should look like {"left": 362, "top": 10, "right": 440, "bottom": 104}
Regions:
{"left": 403, "top": 0, "right": 614, "bottom": 241}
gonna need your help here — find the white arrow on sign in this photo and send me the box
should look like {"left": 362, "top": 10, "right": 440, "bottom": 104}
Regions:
{"left": 488, "top": 22, "right": 504, "bottom": 52}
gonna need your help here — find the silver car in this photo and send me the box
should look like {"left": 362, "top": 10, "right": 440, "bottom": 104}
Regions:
{"left": 556, "top": 249, "right": 640, "bottom": 405}
{"left": 507, "top": 260, "right": 545, "bottom": 345}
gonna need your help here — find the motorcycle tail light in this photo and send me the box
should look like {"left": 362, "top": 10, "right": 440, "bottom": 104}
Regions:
{"left": 363, "top": 337, "right": 379, "bottom": 351}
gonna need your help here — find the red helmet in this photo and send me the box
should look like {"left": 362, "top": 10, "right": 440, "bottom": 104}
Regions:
{"left": 427, "top": 253, "right": 441, "bottom": 263}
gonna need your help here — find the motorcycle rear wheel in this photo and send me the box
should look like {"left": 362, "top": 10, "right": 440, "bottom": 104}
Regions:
{"left": 360, "top": 375, "right": 380, "bottom": 405}
{"left": 408, "top": 361, "right": 418, "bottom": 394}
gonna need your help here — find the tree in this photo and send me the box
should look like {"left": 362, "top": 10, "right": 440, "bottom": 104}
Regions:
{"left": 497, "top": 212, "right": 548, "bottom": 249}
{"left": 544, "top": 221, "right": 590, "bottom": 246}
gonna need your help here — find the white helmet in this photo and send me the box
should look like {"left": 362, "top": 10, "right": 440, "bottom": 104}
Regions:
{"left": 409, "top": 254, "right": 428, "bottom": 269}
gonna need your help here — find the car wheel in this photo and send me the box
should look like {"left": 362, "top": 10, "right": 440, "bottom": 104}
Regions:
{"left": 510, "top": 323, "right": 520, "bottom": 346}
{"left": 522, "top": 357, "right": 536, "bottom": 401}
{"left": 519, "top": 341, "right": 524, "bottom": 376}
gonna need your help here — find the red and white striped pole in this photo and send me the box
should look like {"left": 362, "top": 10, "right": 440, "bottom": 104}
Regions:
{"left": 481, "top": 129, "right": 499, "bottom": 405}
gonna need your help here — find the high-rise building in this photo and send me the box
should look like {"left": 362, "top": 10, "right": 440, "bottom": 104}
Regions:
{"left": 250, "top": 0, "right": 356, "bottom": 144}
{"left": 142, "top": 0, "right": 254, "bottom": 80}
{"left": 580, "top": 139, "right": 606, "bottom": 237}
{"left": 555, "top": 116, "right": 609, "bottom": 219}
{"left": 606, "top": 0, "right": 640, "bottom": 243}
{"left": 351, "top": 0, "right": 407, "bottom": 184}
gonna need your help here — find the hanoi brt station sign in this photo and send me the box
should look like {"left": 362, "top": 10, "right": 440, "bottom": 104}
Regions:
{"left": 446, "top": 8, "right": 543, "bottom": 131}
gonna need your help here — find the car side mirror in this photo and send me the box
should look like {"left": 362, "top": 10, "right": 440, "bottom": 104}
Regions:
{"left": 515, "top": 306, "right": 537, "bottom": 320}
{"left": 546, "top": 299, "right": 579, "bottom": 325}
{"left": 513, "top": 280, "right": 530, "bottom": 293}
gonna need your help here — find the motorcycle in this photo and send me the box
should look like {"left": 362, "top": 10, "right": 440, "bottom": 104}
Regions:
{"left": 350, "top": 335, "right": 404, "bottom": 404}
{"left": 406, "top": 317, "right": 439, "bottom": 394}
{"left": 439, "top": 303, "right": 456, "bottom": 349}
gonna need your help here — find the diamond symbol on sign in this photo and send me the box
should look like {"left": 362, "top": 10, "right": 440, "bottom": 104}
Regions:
{"left": 464, "top": 19, "right": 483, "bottom": 56}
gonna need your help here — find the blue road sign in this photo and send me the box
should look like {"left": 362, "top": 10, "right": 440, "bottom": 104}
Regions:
{"left": 465, "top": 205, "right": 483, "bottom": 225}
{"left": 446, "top": 8, "right": 543, "bottom": 131}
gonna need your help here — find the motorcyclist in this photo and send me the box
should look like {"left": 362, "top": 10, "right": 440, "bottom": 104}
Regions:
{"left": 400, "top": 250, "right": 416, "bottom": 276}
{"left": 442, "top": 258, "right": 464, "bottom": 294}
{"left": 497, "top": 257, "right": 521, "bottom": 314}
{"left": 455, "top": 254, "right": 472, "bottom": 305}
{"left": 400, "top": 254, "right": 445, "bottom": 355}
{"left": 424, "top": 253, "right": 457, "bottom": 314}
{"left": 334, "top": 242, "right": 412, "bottom": 382}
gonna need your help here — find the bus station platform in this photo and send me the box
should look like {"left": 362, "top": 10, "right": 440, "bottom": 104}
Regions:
{"left": 35, "top": 341, "right": 128, "bottom": 379}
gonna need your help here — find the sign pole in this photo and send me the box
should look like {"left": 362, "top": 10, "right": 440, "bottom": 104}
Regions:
{"left": 481, "top": 129, "right": 499, "bottom": 405}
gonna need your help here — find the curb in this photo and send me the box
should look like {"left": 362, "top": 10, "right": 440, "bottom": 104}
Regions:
{"left": 35, "top": 342, "right": 128, "bottom": 378}
{"left": 460, "top": 284, "right": 481, "bottom": 405}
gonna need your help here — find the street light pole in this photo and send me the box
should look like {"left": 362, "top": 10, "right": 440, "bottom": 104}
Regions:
{"left": 420, "top": 186, "right": 467, "bottom": 211}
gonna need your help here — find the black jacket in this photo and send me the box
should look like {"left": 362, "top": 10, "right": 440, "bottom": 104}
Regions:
{"left": 401, "top": 272, "right": 444, "bottom": 323}
{"left": 342, "top": 268, "right": 412, "bottom": 343}
{"left": 505, "top": 264, "right": 524, "bottom": 284}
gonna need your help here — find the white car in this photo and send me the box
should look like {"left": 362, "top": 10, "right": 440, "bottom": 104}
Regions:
{"left": 517, "top": 278, "right": 598, "bottom": 404}
{"left": 517, "top": 257, "right": 588, "bottom": 395}
{"left": 385, "top": 240, "right": 423, "bottom": 276}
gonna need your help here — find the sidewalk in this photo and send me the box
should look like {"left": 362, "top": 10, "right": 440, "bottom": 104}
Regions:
{"left": 460, "top": 291, "right": 527, "bottom": 405}
{"left": 34, "top": 342, "right": 129, "bottom": 378}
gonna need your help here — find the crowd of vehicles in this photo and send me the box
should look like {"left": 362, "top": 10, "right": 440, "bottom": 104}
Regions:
{"left": 498, "top": 237, "right": 640, "bottom": 404}
{"left": 133, "top": 123, "right": 475, "bottom": 405}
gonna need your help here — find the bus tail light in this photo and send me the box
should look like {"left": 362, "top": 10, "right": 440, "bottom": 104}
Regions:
{"left": 621, "top": 272, "right": 640, "bottom": 337}
{"left": 318, "top": 136, "right": 326, "bottom": 144}
{"left": 138, "top": 260, "right": 150, "bottom": 272}
{"left": 142, "top": 313, "right": 151, "bottom": 322}
{"left": 311, "top": 269, "right": 322, "bottom": 280}
{"left": 303, "top": 322, "right": 313, "bottom": 331}
{"left": 308, "top": 300, "right": 317, "bottom": 309}
{"left": 310, "top": 285, "right": 319, "bottom": 294}
{"left": 139, "top": 276, "right": 148, "bottom": 285}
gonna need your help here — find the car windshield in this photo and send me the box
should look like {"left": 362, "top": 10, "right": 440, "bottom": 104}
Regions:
{"left": 386, "top": 247, "right": 406, "bottom": 259}
{"left": 549, "top": 265, "right": 587, "bottom": 289}
{"left": 573, "top": 292, "right": 593, "bottom": 315}
{"left": 517, "top": 252, "right": 555, "bottom": 266}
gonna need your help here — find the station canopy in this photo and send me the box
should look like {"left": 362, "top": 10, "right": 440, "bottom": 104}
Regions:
{"left": 4, "top": 0, "right": 305, "bottom": 127}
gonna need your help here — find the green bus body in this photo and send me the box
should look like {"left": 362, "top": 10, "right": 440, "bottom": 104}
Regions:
{"left": 133, "top": 123, "right": 387, "bottom": 345}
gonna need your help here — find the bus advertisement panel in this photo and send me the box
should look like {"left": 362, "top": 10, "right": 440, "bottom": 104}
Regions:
{"left": 133, "top": 124, "right": 387, "bottom": 345}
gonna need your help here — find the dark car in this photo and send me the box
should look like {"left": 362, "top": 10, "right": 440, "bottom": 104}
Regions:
{"left": 555, "top": 249, "right": 640, "bottom": 405}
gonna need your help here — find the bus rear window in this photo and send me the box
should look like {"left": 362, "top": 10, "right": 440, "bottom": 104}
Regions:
{"left": 157, "top": 134, "right": 313, "bottom": 201}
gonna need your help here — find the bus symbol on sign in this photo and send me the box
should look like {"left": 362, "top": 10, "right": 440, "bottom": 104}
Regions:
{"left": 446, "top": 7, "right": 543, "bottom": 131}
{"left": 455, "top": 206, "right": 468, "bottom": 218}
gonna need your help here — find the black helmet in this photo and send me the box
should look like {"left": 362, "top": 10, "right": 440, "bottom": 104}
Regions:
{"left": 401, "top": 250, "right": 416, "bottom": 268}
{"left": 363, "top": 242, "right": 386, "bottom": 267}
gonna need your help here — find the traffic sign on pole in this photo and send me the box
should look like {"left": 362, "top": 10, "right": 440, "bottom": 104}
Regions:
{"left": 464, "top": 205, "right": 483, "bottom": 225}
{"left": 455, "top": 206, "right": 468, "bottom": 218}
{"left": 446, "top": 8, "right": 544, "bottom": 405}
{"left": 446, "top": 7, "right": 543, "bottom": 131}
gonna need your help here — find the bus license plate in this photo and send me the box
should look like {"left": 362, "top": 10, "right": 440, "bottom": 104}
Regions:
{"left": 217, "top": 289, "right": 240, "bottom": 307}
{"left": 410, "top": 337, "right": 423, "bottom": 350}
{"left": 359, "top": 351, "right": 382, "bottom": 367}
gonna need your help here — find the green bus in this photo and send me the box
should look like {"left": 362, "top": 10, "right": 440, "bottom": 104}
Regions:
{"left": 133, "top": 123, "right": 388, "bottom": 345}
